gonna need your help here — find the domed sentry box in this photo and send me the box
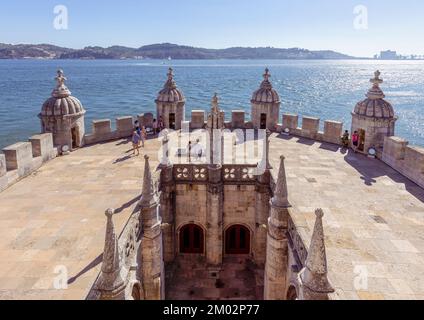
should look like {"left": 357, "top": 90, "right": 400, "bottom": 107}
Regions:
{"left": 155, "top": 68, "right": 186, "bottom": 130}
{"left": 351, "top": 71, "right": 397, "bottom": 157}
{"left": 39, "top": 69, "right": 86, "bottom": 153}
{"left": 251, "top": 68, "right": 281, "bottom": 131}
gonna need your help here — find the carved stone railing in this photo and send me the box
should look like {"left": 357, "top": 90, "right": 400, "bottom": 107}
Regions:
{"left": 287, "top": 215, "right": 308, "bottom": 268}
{"left": 222, "top": 165, "right": 257, "bottom": 183}
{"left": 173, "top": 165, "right": 209, "bottom": 183}
{"left": 172, "top": 164, "right": 258, "bottom": 184}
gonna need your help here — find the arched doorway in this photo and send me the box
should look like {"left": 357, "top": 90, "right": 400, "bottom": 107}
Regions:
{"left": 260, "top": 114, "right": 267, "bottom": 129}
{"left": 131, "top": 283, "right": 142, "bottom": 300}
{"left": 225, "top": 225, "right": 251, "bottom": 255}
{"left": 286, "top": 286, "right": 298, "bottom": 300}
{"left": 179, "top": 224, "right": 204, "bottom": 254}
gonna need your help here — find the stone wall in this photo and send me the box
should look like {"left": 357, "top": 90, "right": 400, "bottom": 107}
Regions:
{"left": 382, "top": 136, "right": 424, "bottom": 189}
{"left": 0, "top": 133, "right": 57, "bottom": 192}
{"left": 281, "top": 114, "right": 343, "bottom": 145}
{"left": 84, "top": 116, "right": 134, "bottom": 145}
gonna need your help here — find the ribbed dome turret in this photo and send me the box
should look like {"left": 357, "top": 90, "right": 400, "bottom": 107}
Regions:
{"left": 353, "top": 71, "right": 395, "bottom": 119}
{"left": 251, "top": 68, "right": 280, "bottom": 104}
{"left": 156, "top": 68, "right": 185, "bottom": 103}
{"left": 41, "top": 69, "right": 85, "bottom": 117}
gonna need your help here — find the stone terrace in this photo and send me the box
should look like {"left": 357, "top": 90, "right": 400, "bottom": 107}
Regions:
{"left": 0, "top": 137, "right": 160, "bottom": 300}
{"left": 0, "top": 132, "right": 423, "bottom": 300}
{"left": 268, "top": 134, "right": 424, "bottom": 300}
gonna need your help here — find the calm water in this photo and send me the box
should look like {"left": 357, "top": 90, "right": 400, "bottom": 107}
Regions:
{"left": 0, "top": 59, "right": 423, "bottom": 149}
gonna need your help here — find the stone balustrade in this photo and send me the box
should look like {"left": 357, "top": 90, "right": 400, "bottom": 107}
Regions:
{"left": 382, "top": 136, "right": 424, "bottom": 188}
{"left": 173, "top": 164, "right": 258, "bottom": 184}
{"left": 0, "top": 133, "right": 57, "bottom": 192}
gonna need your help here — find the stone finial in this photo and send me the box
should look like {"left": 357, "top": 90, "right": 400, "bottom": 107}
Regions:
{"left": 261, "top": 68, "right": 273, "bottom": 90}
{"left": 52, "top": 69, "right": 71, "bottom": 98}
{"left": 140, "top": 155, "right": 158, "bottom": 207}
{"left": 263, "top": 68, "right": 271, "bottom": 81}
{"left": 271, "top": 156, "right": 290, "bottom": 208}
{"left": 301, "top": 208, "right": 334, "bottom": 294}
{"left": 367, "top": 70, "right": 385, "bottom": 100}
{"left": 97, "top": 208, "right": 126, "bottom": 293}
{"left": 211, "top": 93, "right": 219, "bottom": 113}
{"left": 163, "top": 67, "right": 177, "bottom": 90}
{"left": 370, "top": 70, "right": 383, "bottom": 86}
{"left": 167, "top": 67, "right": 174, "bottom": 81}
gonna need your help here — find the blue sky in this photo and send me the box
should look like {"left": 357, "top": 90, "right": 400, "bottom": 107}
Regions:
{"left": 1, "top": 0, "right": 423, "bottom": 57}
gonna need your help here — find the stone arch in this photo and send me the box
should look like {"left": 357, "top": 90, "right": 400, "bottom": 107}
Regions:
{"left": 224, "top": 224, "right": 252, "bottom": 255}
{"left": 286, "top": 285, "right": 298, "bottom": 301}
{"left": 131, "top": 282, "right": 142, "bottom": 300}
{"left": 178, "top": 223, "right": 205, "bottom": 254}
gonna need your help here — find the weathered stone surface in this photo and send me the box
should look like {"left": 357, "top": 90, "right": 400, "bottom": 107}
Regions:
{"left": 2, "top": 142, "right": 33, "bottom": 174}
{"left": 323, "top": 120, "right": 343, "bottom": 145}
{"left": 302, "top": 116, "right": 320, "bottom": 137}
{"left": 231, "top": 110, "right": 245, "bottom": 129}
{"left": 190, "top": 110, "right": 206, "bottom": 129}
{"left": 93, "top": 119, "right": 112, "bottom": 135}
{"left": 0, "top": 154, "right": 6, "bottom": 177}
{"left": 382, "top": 136, "right": 424, "bottom": 189}
{"left": 282, "top": 114, "right": 299, "bottom": 131}
{"left": 116, "top": 116, "right": 134, "bottom": 137}
{"left": 29, "top": 133, "right": 56, "bottom": 162}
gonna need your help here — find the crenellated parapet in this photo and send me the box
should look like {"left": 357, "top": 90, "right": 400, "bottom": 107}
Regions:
{"left": 84, "top": 116, "right": 135, "bottom": 145}
{"left": 382, "top": 136, "right": 424, "bottom": 189}
{"left": 1, "top": 133, "right": 57, "bottom": 192}
{"left": 281, "top": 113, "right": 344, "bottom": 145}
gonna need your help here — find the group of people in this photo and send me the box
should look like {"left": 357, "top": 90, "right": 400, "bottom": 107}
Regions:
{"left": 131, "top": 117, "right": 165, "bottom": 156}
{"left": 341, "top": 130, "right": 360, "bottom": 153}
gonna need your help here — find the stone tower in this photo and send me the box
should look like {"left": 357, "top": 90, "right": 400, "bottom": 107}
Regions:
{"left": 298, "top": 209, "right": 334, "bottom": 300}
{"left": 351, "top": 71, "right": 397, "bottom": 155}
{"left": 156, "top": 68, "right": 186, "bottom": 130}
{"left": 264, "top": 156, "right": 290, "bottom": 300}
{"left": 39, "top": 69, "right": 86, "bottom": 152}
{"left": 139, "top": 155, "right": 165, "bottom": 300}
{"left": 251, "top": 68, "right": 281, "bottom": 131}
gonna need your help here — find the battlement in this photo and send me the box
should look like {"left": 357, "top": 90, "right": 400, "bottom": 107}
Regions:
{"left": 84, "top": 116, "right": 134, "bottom": 145}
{"left": 0, "top": 133, "right": 57, "bottom": 192}
{"left": 382, "top": 136, "right": 424, "bottom": 189}
{"left": 87, "top": 110, "right": 345, "bottom": 147}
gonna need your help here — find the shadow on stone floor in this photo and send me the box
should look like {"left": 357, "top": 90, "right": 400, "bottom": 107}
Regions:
{"left": 165, "top": 256, "right": 263, "bottom": 300}
{"left": 67, "top": 253, "right": 103, "bottom": 285}
{"left": 344, "top": 149, "right": 424, "bottom": 202}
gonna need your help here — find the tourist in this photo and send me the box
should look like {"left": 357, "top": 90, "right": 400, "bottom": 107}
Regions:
{"left": 188, "top": 141, "right": 192, "bottom": 162}
{"left": 159, "top": 116, "right": 164, "bottom": 132}
{"left": 195, "top": 139, "right": 203, "bottom": 161}
{"left": 141, "top": 126, "right": 147, "bottom": 147}
{"left": 134, "top": 120, "right": 141, "bottom": 136}
{"left": 352, "top": 131, "right": 359, "bottom": 153}
{"left": 132, "top": 130, "right": 141, "bottom": 156}
{"left": 153, "top": 119, "right": 158, "bottom": 134}
{"left": 341, "top": 130, "right": 350, "bottom": 148}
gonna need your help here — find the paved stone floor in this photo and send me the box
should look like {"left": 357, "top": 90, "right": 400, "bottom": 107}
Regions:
{"left": 268, "top": 134, "right": 424, "bottom": 300}
{"left": 166, "top": 256, "right": 264, "bottom": 300}
{"left": 0, "top": 137, "right": 160, "bottom": 300}
{"left": 0, "top": 131, "right": 423, "bottom": 300}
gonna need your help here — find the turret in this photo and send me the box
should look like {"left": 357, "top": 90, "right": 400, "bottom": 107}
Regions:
{"left": 351, "top": 71, "right": 397, "bottom": 156}
{"left": 156, "top": 68, "right": 185, "bottom": 130}
{"left": 251, "top": 68, "right": 281, "bottom": 131}
{"left": 39, "top": 69, "right": 86, "bottom": 152}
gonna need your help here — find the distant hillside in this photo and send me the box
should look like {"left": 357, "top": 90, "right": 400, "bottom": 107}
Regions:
{"left": 0, "top": 43, "right": 356, "bottom": 60}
